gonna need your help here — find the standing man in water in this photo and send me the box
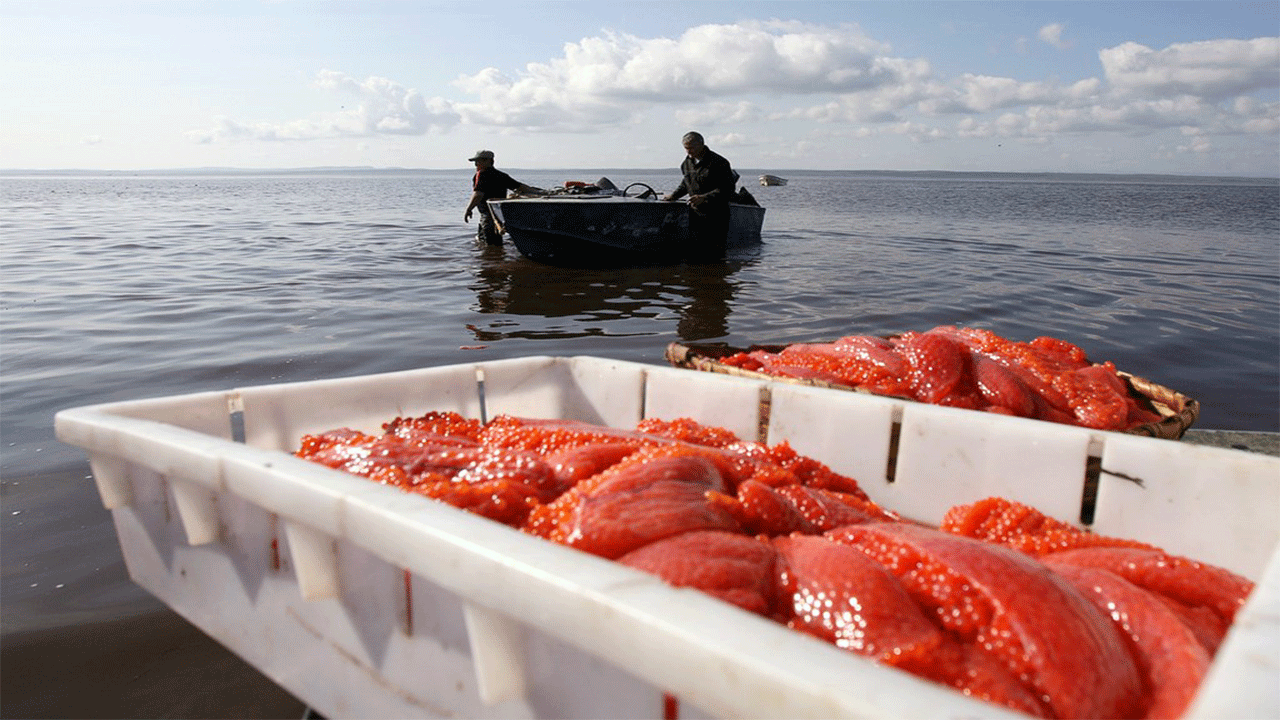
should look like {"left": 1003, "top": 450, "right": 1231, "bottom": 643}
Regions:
{"left": 663, "top": 131, "right": 739, "bottom": 261}
{"left": 464, "top": 150, "right": 542, "bottom": 245}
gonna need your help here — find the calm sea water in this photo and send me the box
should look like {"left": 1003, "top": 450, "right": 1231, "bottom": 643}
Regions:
{"left": 2, "top": 169, "right": 1277, "bottom": 635}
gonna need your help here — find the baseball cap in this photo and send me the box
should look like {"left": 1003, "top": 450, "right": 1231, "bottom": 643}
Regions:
{"left": 468, "top": 150, "right": 495, "bottom": 161}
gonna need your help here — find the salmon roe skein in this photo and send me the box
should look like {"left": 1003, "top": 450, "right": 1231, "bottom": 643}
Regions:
{"left": 635, "top": 416, "right": 743, "bottom": 448}
{"left": 383, "top": 411, "right": 485, "bottom": 443}
{"left": 409, "top": 477, "right": 542, "bottom": 527}
{"left": 522, "top": 443, "right": 743, "bottom": 541}
{"left": 709, "top": 480, "right": 817, "bottom": 536}
{"left": 773, "top": 535, "right": 946, "bottom": 662}
{"left": 942, "top": 497, "right": 1159, "bottom": 556}
{"left": 1044, "top": 547, "right": 1255, "bottom": 625}
{"left": 828, "top": 522, "right": 1144, "bottom": 720}
{"left": 782, "top": 344, "right": 905, "bottom": 390}
{"left": 619, "top": 530, "right": 780, "bottom": 616}
{"left": 774, "top": 532, "right": 1051, "bottom": 718}
{"left": 1047, "top": 562, "right": 1212, "bottom": 720}
{"left": 479, "top": 416, "right": 663, "bottom": 455}
{"left": 894, "top": 330, "right": 984, "bottom": 408}
{"left": 543, "top": 452, "right": 743, "bottom": 559}
{"left": 297, "top": 428, "right": 370, "bottom": 459}
{"left": 759, "top": 441, "right": 875, "bottom": 499}
{"left": 775, "top": 485, "right": 894, "bottom": 531}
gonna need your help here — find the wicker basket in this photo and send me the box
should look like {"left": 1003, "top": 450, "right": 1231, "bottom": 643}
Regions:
{"left": 665, "top": 341, "right": 1200, "bottom": 440}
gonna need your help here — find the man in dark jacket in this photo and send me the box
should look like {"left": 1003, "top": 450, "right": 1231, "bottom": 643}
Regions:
{"left": 663, "top": 132, "right": 739, "bottom": 261}
{"left": 464, "top": 150, "right": 542, "bottom": 245}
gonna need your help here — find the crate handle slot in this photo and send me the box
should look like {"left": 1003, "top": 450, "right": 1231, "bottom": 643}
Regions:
{"left": 227, "top": 392, "right": 246, "bottom": 443}
{"left": 463, "top": 602, "right": 527, "bottom": 706}
{"left": 475, "top": 367, "right": 489, "bottom": 424}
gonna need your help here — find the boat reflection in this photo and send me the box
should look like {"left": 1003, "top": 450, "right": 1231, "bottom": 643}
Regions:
{"left": 468, "top": 244, "right": 755, "bottom": 343}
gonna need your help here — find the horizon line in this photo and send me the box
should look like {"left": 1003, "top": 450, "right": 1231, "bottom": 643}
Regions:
{"left": 2, "top": 166, "right": 1277, "bottom": 182}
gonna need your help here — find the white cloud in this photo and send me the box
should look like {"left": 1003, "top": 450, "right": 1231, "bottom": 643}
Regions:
{"left": 868, "top": 34, "right": 1277, "bottom": 146}
{"left": 886, "top": 121, "right": 947, "bottom": 143}
{"left": 950, "top": 74, "right": 1064, "bottom": 112}
{"left": 188, "top": 71, "right": 460, "bottom": 142}
{"left": 186, "top": 19, "right": 1279, "bottom": 172}
{"left": 675, "top": 101, "right": 766, "bottom": 126}
{"left": 451, "top": 20, "right": 906, "bottom": 131}
{"left": 1178, "top": 128, "right": 1213, "bottom": 154}
{"left": 712, "top": 132, "right": 752, "bottom": 147}
{"left": 452, "top": 63, "right": 639, "bottom": 130}
{"left": 765, "top": 30, "right": 1275, "bottom": 146}
{"left": 1232, "top": 96, "right": 1280, "bottom": 135}
{"left": 1038, "top": 23, "right": 1072, "bottom": 50}
{"left": 314, "top": 71, "right": 459, "bottom": 135}
{"left": 1100, "top": 37, "right": 1280, "bottom": 101}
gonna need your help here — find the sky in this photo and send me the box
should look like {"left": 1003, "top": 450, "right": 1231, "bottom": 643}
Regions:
{"left": 2, "top": 1, "right": 1277, "bottom": 176}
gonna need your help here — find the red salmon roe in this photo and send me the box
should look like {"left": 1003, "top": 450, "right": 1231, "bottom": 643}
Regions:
{"left": 296, "top": 427, "right": 376, "bottom": 457}
{"left": 720, "top": 326, "right": 1161, "bottom": 431}
{"left": 830, "top": 523, "right": 1145, "bottom": 720}
{"left": 383, "top": 411, "right": 484, "bottom": 443}
{"left": 773, "top": 534, "right": 943, "bottom": 662}
{"left": 636, "top": 416, "right": 742, "bottom": 448}
{"left": 480, "top": 415, "right": 660, "bottom": 455}
{"left": 296, "top": 412, "right": 1250, "bottom": 720}
{"left": 942, "top": 497, "right": 1160, "bottom": 556}
{"left": 619, "top": 530, "right": 779, "bottom": 616}
{"left": 1048, "top": 562, "right": 1211, "bottom": 720}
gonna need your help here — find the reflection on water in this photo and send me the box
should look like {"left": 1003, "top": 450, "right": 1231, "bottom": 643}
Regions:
{"left": 468, "top": 244, "right": 754, "bottom": 343}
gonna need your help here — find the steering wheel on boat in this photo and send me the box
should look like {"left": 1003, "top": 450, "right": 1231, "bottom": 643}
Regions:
{"left": 622, "top": 183, "right": 658, "bottom": 199}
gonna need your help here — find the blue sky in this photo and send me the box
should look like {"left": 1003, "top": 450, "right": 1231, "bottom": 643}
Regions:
{"left": 2, "top": 1, "right": 1277, "bottom": 175}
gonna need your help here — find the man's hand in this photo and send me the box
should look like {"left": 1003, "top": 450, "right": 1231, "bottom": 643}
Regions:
{"left": 464, "top": 208, "right": 473, "bottom": 222}
{"left": 688, "top": 194, "right": 707, "bottom": 209}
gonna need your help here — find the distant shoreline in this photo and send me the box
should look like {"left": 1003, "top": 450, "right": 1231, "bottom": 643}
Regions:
{"left": 3, "top": 167, "right": 1277, "bottom": 184}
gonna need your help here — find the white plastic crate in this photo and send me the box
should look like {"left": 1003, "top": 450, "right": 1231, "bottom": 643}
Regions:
{"left": 54, "top": 356, "right": 1279, "bottom": 719}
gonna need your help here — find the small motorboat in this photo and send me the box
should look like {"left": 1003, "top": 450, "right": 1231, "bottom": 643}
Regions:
{"left": 759, "top": 174, "right": 787, "bottom": 186}
{"left": 488, "top": 178, "right": 765, "bottom": 267}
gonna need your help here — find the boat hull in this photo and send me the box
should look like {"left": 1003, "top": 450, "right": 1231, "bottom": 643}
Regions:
{"left": 489, "top": 197, "right": 765, "bottom": 266}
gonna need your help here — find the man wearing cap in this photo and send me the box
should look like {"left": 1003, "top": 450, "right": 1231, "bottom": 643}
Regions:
{"left": 662, "top": 131, "right": 739, "bottom": 261}
{"left": 464, "top": 150, "right": 542, "bottom": 245}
